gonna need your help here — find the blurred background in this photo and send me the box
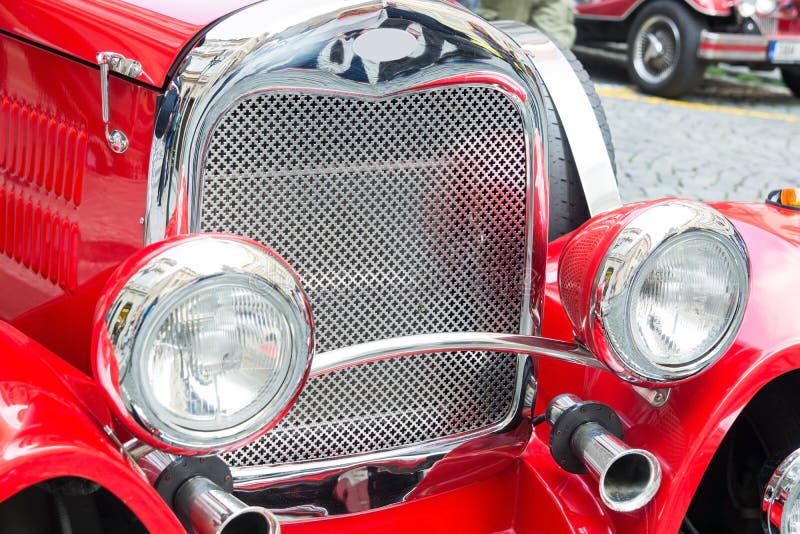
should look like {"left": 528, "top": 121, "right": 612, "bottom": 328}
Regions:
{"left": 464, "top": 0, "right": 800, "bottom": 204}
{"left": 571, "top": 49, "right": 797, "bottom": 204}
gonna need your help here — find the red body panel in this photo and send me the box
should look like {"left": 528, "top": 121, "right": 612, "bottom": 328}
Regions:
{"left": 0, "top": 0, "right": 255, "bottom": 87}
{"left": 576, "top": 0, "right": 733, "bottom": 19}
{"left": 0, "top": 32, "right": 158, "bottom": 376}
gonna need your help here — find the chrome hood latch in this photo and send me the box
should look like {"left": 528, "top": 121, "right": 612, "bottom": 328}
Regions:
{"left": 96, "top": 51, "right": 142, "bottom": 154}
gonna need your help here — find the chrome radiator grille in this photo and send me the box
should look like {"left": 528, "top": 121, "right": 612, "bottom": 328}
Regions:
{"left": 754, "top": 15, "right": 778, "bottom": 36}
{"left": 202, "top": 86, "right": 529, "bottom": 466}
{"left": 223, "top": 351, "right": 518, "bottom": 465}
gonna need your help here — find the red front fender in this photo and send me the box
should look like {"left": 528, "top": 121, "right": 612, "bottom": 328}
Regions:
{"left": 0, "top": 321, "right": 182, "bottom": 532}
{"left": 538, "top": 201, "right": 800, "bottom": 534}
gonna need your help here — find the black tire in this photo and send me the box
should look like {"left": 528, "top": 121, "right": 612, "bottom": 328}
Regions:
{"left": 781, "top": 67, "right": 800, "bottom": 97}
{"left": 543, "top": 46, "right": 617, "bottom": 239}
{"left": 626, "top": 0, "right": 707, "bottom": 98}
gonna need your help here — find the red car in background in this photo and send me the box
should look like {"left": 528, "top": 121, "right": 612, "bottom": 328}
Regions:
{"left": 2, "top": 1, "right": 800, "bottom": 534}
{"left": 576, "top": 0, "right": 800, "bottom": 96}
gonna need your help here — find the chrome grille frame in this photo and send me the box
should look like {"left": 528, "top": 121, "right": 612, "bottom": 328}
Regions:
{"left": 231, "top": 353, "right": 532, "bottom": 492}
{"left": 145, "top": 0, "right": 553, "bottom": 517}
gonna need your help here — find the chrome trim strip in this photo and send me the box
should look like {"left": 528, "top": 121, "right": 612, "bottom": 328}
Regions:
{"left": 493, "top": 22, "right": 622, "bottom": 217}
{"left": 310, "top": 332, "right": 605, "bottom": 376}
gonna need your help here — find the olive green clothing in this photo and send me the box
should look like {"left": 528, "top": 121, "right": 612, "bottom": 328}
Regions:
{"left": 478, "top": 0, "right": 576, "bottom": 48}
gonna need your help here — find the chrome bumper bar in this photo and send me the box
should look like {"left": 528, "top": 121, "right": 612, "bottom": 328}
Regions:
{"left": 697, "top": 30, "right": 800, "bottom": 62}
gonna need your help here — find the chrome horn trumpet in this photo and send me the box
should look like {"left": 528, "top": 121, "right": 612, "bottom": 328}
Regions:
{"left": 546, "top": 394, "right": 662, "bottom": 512}
{"left": 133, "top": 446, "right": 280, "bottom": 534}
{"left": 175, "top": 476, "right": 279, "bottom": 534}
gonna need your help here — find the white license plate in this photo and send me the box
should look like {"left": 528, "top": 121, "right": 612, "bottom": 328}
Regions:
{"left": 769, "top": 41, "right": 800, "bottom": 63}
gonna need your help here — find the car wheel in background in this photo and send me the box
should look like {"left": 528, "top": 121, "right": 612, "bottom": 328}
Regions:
{"left": 542, "top": 45, "right": 617, "bottom": 239}
{"left": 626, "top": 0, "right": 707, "bottom": 98}
{"left": 781, "top": 67, "right": 800, "bottom": 97}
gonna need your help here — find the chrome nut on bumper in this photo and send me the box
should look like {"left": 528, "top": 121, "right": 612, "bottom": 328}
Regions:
{"left": 546, "top": 394, "right": 662, "bottom": 512}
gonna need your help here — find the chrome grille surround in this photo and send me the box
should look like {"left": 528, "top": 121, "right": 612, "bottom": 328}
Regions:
{"left": 146, "top": 0, "right": 552, "bottom": 517}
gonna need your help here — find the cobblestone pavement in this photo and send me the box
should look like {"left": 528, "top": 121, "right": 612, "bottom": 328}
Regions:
{"left": 576, "top": 49, "right": 800, "bottom": 204}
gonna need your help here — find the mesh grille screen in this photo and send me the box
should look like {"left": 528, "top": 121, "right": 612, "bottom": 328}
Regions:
{"left": 559, "top": 228, "right": 606, "bottom": 329}
{"left": 202, "top": 87, "right": 529, "bottom": 466}
{"left": 223, "top": 351, "right": 518, "bottom": 465}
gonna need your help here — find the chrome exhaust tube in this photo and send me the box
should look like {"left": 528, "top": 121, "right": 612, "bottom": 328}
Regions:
{"left": 547, "top": 394, "right": 662, "bottom": 512}
{"left": 175, "top": 476, "right": 280, "bottom": 534}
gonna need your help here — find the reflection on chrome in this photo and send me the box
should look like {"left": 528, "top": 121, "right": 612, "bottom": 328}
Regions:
{"left": 764, "top": 447, "right": 800, "bottom": 533}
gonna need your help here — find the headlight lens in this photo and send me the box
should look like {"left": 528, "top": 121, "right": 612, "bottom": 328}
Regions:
{"left": 95, "top": 235, "right": 314, "bottom": 454}
{"left": 139, "top": 277, "right": 299, "bottom": 432}
{"left": 756, "top": 0, "right": 777, "bottom": 13}
{"left": 592, "top": 201, "right": 749, "bottom": 384}
{"left": 737, "top": 0, "right": 757, "bottom": 17}
{"left": 606, "top": 232, "right": 745, "bottom": 369}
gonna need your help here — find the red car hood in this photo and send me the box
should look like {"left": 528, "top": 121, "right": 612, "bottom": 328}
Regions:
{"left": 0, "top": 0, "right": 259, "bottom": 87}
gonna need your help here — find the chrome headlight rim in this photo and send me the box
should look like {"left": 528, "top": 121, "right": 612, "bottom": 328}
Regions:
{"left": 590, "top": 200, "right": 750, "bottom": 385}
{"left": 764, "top": 448, "right": 800, "bottom": 533}
{"left": 93, "top": 234, "right": 314, "bottom": 454}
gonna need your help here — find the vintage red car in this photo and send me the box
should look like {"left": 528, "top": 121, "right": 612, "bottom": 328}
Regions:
{"left": 576, "top": 0, "right": 800, "bottom": 97}
{"left": 1, "top": 1, "right": 800, "bottom": 533}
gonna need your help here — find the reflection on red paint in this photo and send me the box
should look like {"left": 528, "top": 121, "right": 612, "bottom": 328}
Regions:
{"left": 0, "top": 186, "right": 80, "bottom": 291}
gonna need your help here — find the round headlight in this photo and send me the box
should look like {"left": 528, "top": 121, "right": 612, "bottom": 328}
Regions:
{"left": 558, "top": 200, "right": 750, "bottom": 387}
{"left": 94, "top": 235, "right": 314, "bottom": 454}
{"left": 755, "top": 0, "right": 777, "bottom": 14}
{"left": 737, "top": 0, "right": 758, "bottom": 17}
{"left": 569, "top": 200, "right": 749, "bottom": 385}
